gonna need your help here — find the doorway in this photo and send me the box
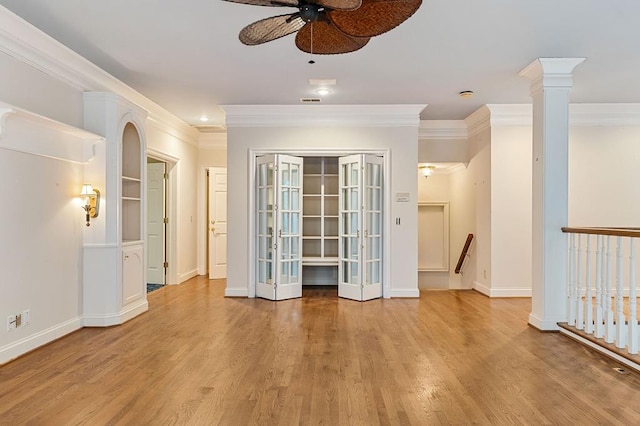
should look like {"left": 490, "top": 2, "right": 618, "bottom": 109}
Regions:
{"left": 146, "top": 157, "right": 167, "bottom": 288}
{"left": 207, "top": 167, "right": 228, "bottom": 279}
{"left": 253, "top": 153, "right": 384, "bottom": 301}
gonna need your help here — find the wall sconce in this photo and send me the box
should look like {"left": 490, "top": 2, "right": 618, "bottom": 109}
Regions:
{"left": 419, "top": 165, "right": 436, "bottom": 179}
{"left": 80, "top": 184, "right": 100, "bottom": 226}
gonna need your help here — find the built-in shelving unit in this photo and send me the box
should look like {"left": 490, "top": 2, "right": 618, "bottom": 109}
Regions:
{"left": 302, "top": 157, "right": 339, "bottom": 285}
{"left": 83, "top": 92, "right": 148, "bottom": 326}
{"left": 122, "top": 123, "right": 142, "bottom": 243}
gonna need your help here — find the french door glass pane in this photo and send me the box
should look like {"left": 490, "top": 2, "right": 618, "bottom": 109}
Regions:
{"left": 291, "top": 164, "right": 299, "bottom": 186}
{"left": 282, "top": 238, "right": 289, "bottom": 260}
{"left": 282, "top": 212, "right": 289, "bottom": 234}
{"left": 282, "top": 162, "right": 290, "bottom": 186}
{"left": 267, "top": 164, "right": 273, "bottom": 186}
{"left": 291, "top": 212, "right": 299, "bottom": 234}
{"left": 291, "top": 189, "right": 299, "bottom": 210}
{"left": 282, "top": 189, "right": 290, "bottom": 210}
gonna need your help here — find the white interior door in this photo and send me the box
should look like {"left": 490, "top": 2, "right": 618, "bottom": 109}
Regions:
{"left": 255, "top": 154, "right": 303, "bottom": 300}
{"left": 147, "top": 161, "right": 165, "bottom": 285}
{"left": 256, "top": 155, "right": 276, "bottom": 300}
{"left": 338, "top": 155, "right": 383, "bottom": 301}
{"left": 362, "top": 155, "right": 383, "bottom": 300}
{"left": 274, "top": 155, "right": 303, "bottom": 300}
{"left": 208, "top": 167, "right": 227, "bottom": 279}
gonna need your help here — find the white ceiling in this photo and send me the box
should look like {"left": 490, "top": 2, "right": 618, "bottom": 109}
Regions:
{"left": 2, "top": 0, "right": 640, "bottom": 127}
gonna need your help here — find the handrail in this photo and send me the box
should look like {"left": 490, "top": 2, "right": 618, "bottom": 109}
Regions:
{"left": 455, "top": 234, "right": 474, "bottom": 274}
{"left": 561, "top": 227, "right": 640, "bottom": 238}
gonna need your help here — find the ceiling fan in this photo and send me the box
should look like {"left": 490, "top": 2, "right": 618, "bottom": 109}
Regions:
{"left": 223, "top": 0, "right": 422, "bottom": 55}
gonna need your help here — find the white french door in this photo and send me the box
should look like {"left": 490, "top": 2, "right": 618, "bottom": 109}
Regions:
{"left": 255, "top": 155, "right": 303, "bottom": 300}
{"left": 339, "top": 155, "right": 383, "bottom": 301}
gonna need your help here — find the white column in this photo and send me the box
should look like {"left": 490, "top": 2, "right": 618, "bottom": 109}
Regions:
{"left": 520, "top": 58, "right": 585, "bottom": 330}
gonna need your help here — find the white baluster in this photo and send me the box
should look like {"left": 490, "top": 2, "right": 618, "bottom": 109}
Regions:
{"left": 629, "top": 239, "right": 638, "bottom": 354}
{"left": 615, "top": 236, "right": 626, "bottom": 348}
{"left": 605, "top": 236, "right": 615, "bottom": 343}
{"left": 576, "top": 234, "right": 584, "bottom": 330}
{"left": 568, "top": 233, "right": 577, "bottom": 326}
{"left": 595, "top": 235, "right": 604, "bottom": 338}
{"left": 585, "top": 236, "right": 593, "bottom": 334}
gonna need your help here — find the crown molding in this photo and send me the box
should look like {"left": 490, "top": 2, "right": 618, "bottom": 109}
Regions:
{"left": 569, "top": 104, "right": 640, "bottom": 126}
{"left": 199, "top": 132, "right": 227, "bottom": 149}
{"left": 464, "top": 106, "right": 491, "bottom": 137}
{"left": 418, "top": 120, "right": 467, "bottom": 140}
{"left": 221, "top": 105, "right": 426, "bottom": 128}
{"left": 486, "top": 104, "right": 532, "bottom": 126}
{"left": 0, "top": 6, "right": 197, "bottom": 143}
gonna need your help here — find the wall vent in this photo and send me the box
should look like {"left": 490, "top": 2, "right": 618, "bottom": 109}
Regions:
{"left": 300, "top": 98, "right": 322, "bottom": 103}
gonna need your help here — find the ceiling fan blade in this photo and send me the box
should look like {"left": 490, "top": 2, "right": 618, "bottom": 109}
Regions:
{"left": 239, "top": 14, "right": 305, "bottom": 45}
{"left": 222, "top": 0, "right": 299, "bottom": 7}
{"left": 328, "top": 0, "right": 421, "bottom": 38}
{"left": 313, "top": 0, "right": 362, "bottom": 11}
{"left": 295, "top": 20, "right": 369, "bottom": 54}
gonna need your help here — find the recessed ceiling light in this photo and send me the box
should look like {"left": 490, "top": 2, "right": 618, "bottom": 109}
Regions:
{"left": 199, "top": 115, "right": 209, "bottom": 122}
{"left": 459, "top": 91, "right": 474, "bottom": 98}
{"left": 315, "top": 88, "right": 332, "bottom": 96}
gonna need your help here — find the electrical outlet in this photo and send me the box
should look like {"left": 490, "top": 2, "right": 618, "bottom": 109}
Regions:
{"left": 7, "top": 315, "right": 16, "bottom": 331}
{"left": 22, "top": 309, "right": 30, "bottom": 326}
{"left": 15, "top": 313, "right": 22, "bottom": 327}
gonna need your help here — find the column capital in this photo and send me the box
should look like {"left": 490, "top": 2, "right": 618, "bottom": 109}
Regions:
{"left": 519, "top": 58, "right": 586, "bottom": 95}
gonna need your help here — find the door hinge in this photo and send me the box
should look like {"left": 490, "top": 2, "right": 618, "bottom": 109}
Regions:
{"left": 163, "top": 217, "right": 169, "bottom": 224}
{"left": 163, "top": 262, "right": 169, "bottom": 268}
{"left": 164, "top": 172, "right": 169, "bottom": 180}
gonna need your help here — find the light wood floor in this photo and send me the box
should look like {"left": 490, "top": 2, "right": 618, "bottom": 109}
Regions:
{"left": 2, "top": 277, "right": 640, "bottom": 425}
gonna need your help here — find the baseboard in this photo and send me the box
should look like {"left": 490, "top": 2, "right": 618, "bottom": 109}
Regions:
{"left": 0, "top": 316, "right": 82, "bottom": 365}
{"left": 473, "top": 281, "right": 532, "bottom": 298}
{"left": 84, "top": 299, "right": 148, "bottom": 327}
{"left": 119, "top": 299, "right": 149, "bottom": 323}
{"left": 178, "top": 268, "right": 198, "bottom": 284}
{"left": 528, "top": 313, "right": 561, "bottom": 331}
{"left": 225, "top": 287, "right": 249, "bottom": 297}
{"left": 389, "top": 288, "right": 420, "bottom": 298}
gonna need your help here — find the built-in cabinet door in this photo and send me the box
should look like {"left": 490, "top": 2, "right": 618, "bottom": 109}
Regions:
{"left": 256, "top": 154, "right": 303, "bottom": 301}
{"left": 338, "top": 155, "right": 383, "bottom": 301}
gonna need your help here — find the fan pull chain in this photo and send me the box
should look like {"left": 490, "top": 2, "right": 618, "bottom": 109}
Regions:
{"left": 308, "top": 23, "right": 315, "bottom": 64}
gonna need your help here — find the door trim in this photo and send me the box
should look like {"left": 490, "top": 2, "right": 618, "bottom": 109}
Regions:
{"left": 146, "top": 148, "right": 178, "bottom": 285}
{"left": 247, "top": 149, "right": 391, "bottom": 299}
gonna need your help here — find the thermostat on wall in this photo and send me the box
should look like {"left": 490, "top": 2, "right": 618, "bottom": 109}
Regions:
{"left": 395, "top": 192, "right": 410, "bottom": 202}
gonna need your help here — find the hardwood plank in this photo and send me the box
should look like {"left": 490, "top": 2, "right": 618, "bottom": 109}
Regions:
{"left": 1, "top": 279, "right": 640, "bottom": 424}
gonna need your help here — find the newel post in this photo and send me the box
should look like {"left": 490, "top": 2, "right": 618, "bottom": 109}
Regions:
{"left": 520, "top": 58, "right": 585, "bottom": 330}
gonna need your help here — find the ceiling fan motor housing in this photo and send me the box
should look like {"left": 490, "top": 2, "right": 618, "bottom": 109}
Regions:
{"left": 300, "top": 4, "right": 320, "bottom": 22}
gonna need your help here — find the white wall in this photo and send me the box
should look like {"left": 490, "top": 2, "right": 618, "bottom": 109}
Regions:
{"left": 0, "top": 52, "right": 83, "bottom": 127}
{"left": 490, "top": 126, "right": 533, "bottom": 296}
{"left": 226, "top": 123, "right": 419, "bottom": 298}
{"left": 569, "top": 126, "right": 640, "bottom": 227}
{"left": 469, "top": 127, "right": 492, "bottom": 294}
{"left": 0, "top": 51, "right": 86, "bottom": 362}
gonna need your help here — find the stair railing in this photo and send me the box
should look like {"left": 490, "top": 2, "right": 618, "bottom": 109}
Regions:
{"left": 455, "top": 233, "right": 474, "bottom": 274}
